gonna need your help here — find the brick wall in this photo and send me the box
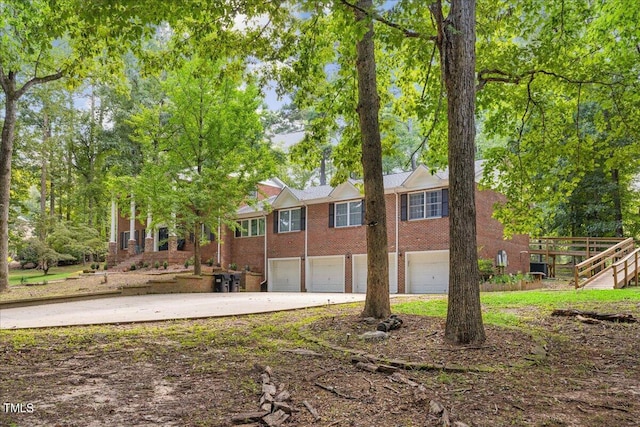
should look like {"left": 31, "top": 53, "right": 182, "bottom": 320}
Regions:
{"left": 475, "top": 188, "right": 530, "bottom": 274}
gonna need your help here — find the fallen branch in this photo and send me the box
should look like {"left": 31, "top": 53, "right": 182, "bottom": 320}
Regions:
{"left": 552, "top": 309, "right": 637, "bottom": 323}
{"left": 302, "top": 400, "right": 321, "bottom": 421}
{"left": 314, "top": 382, "right": 357, "bottom": 400}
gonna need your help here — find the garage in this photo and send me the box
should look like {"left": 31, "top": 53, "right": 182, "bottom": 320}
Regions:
{"left": 406, "top": 251, "right": 449, "bottom": 294}
{"left": 307, "top": 256, "right": 345, "bottom": 293}
{"left": 268, "top": 258, "right": 301, "bottom": 292}
{"left": 352, "top": 254, "right": 398, "bottom": 294}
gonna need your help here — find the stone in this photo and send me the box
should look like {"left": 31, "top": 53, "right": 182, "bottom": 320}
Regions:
{"left": 359, "top": 331, "right": 389, "bottom": 341}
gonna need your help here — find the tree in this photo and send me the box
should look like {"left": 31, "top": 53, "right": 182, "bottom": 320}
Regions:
{"left": 0, "top": 0, "right": 66, "bottom": 291}
{"left": 129, "top": 55, "right": 277, "bottom": 275}
{"left": 353, "top": 0, "right": 391, "bottom": 318}
{"left": 429, "top": 0, "right": 485, "bottom": 344}
{"left": 0, "top": 0, "right": 126, "bottom": 292}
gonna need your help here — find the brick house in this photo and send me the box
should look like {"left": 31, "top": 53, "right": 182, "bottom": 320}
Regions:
{"left": 108, "top": 163, "right": 530, "bottom": 293}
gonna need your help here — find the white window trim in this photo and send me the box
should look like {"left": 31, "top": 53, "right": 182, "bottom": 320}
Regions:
{"left": 408, "top": 190, "right": 442, "bottom": 220}
{"left": 238, "top": 218, "right": 265, "bottom": 238}
{"left": 335, "top": 200, "right": 363, "bottom": 228}
{"left": 278, "top": 208, "right": 302, "bottom": 233}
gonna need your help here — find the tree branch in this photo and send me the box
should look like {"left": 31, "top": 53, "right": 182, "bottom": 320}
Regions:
{"left": 15, "top": 70, "right": 65, "bottom": 99}
{"left": 339, "top": 0, "right": 434, "bottom": 40}
{"left": 477, "top": 68, "right": 621, "bottom": 91}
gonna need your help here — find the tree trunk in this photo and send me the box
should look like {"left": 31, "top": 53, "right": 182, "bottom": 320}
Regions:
{"left": 354, "top": 0, "right": 391, "bottom": 319}
{"left": 193, "top": 222, "right": 202, "bottom": 275}
{"left": 39, "top": 111, "right": 50, "bottom": 240}
{"left": 0, "top": 67, "right": 63, "bottom": 292}
{"left": 611, "top": 168, "right": 624, "bottom": 237}
{"left": 0, "top": 88, "right": 18, "bottom": 293}
{"left": 431, "top": 0, "right": 486, "bottom": 344}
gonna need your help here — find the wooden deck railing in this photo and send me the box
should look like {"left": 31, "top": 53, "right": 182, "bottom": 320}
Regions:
{"left": 612, "top": 248, "right": 640, "bottom": 289}
{"left": 529, "top": 237, "right": 626, "bottom": 258}
{"left": 574, "top": 238, "right": 635, "bottom": 289}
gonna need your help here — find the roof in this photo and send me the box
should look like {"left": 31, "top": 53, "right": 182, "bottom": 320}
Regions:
{"left": 239, "top": 161, "right": 486, "bottom": 215}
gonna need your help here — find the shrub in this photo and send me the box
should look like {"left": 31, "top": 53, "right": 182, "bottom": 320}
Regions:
{"left": 154, "top": 261, "right": 160, "bottom": 269}
{"left": 163, "top": 261, "right": 168, "bottom": 270}
{"left": 103, "top": 263, "right": 108, "bottom": 271}
{"left": 130, "top": 264, "right": 137, "bottom": 271}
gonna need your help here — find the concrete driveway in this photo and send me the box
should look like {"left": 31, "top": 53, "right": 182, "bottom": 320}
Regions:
{"left": 0, "top": 293, "right": 368, "bottom": 330}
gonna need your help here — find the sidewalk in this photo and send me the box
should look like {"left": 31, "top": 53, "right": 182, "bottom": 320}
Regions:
{"left": 0, "top": 292, "right": 368, "bottom": 330}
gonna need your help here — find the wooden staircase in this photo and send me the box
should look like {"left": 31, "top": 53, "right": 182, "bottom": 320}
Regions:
{"left": 574, "top": 238, "right": 640, "bottom": 289}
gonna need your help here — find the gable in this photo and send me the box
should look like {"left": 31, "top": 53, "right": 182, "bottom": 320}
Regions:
{"left": 329, "top": 181, "right": 362, "bottom": 202}
{"left": 271, "top": 187, "right": 302, "bottom": 210}
{"left": 400, "top": 164, "right": 447, "bottom": 191}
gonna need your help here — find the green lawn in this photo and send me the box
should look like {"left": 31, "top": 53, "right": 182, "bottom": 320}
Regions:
{"left": 393, "top": 288, "right": 640, "bottom": 327}
{"left": 8, "top": 265, "right": 84, "bottom": 286}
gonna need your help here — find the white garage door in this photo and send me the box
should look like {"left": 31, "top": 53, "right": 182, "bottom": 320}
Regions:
{"left": 406, "top": 251, "right": 449, "bottom": 294}
{"left": 353, "top": 254, "right": 398, "bottom": 294}
{"left": 268, "top": 258, "right": 301, "bottom": 292}
{"left": 308, "top": 256, "right": 345, "bottom": 293}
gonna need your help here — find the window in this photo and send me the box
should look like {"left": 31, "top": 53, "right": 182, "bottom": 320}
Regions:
{"left": 237, "top": 218, "right": 265, "bottom": 237}
{"left": 273, "top": 208, "right": 305, "bottom": 233}
{"left": 409, "top": 190, "right": 443, "bottom": 220}
{"left": 278, "top": 208, "right": 302, "bottom": 233}
{"left": 335, "top": 200, "right": 363, "bottom": 227}
{"left": 121, "top": 231, "right": 130, "bottom": 250}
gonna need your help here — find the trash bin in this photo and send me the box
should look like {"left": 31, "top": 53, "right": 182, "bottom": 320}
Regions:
{"left": 213, "top": 273, "right": 230, "bottom": 292}
{"left": 229, "top": 273, "right": 240, "bottom": 292}
{"left": 530, "top": 262, "right": 548, "bottom": 277}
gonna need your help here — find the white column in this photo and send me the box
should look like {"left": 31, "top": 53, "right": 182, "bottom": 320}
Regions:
{"left": 110, "top": 199, "right": 117, "bottom": 243}
{"left": 129, "top": 196, "right": 136, "bottom": 239}
{"left": 146, "top": 211, "right": 152, "bottom": 238}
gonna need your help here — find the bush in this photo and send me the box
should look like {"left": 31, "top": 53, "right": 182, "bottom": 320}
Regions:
{"left": 130, "top": 264, "right": 137, "bottom": 271}
{"left": 163, "top": 261, "right": 168, "bottom": 270}
{"left": 154, "top": 261, "right": 160, "bottom": 269}
{"left": 103, "top": 263, "right": 108, "bottom": 271}
{"left": 478, "top": 258, "right": 494, "bottom": 282}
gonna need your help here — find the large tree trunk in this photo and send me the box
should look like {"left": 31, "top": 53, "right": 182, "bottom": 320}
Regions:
{"left": 431, "top": 0, "right": 486, "bottom": 344}
{"left": 0, "top": 87, "right": 18, "bottom": 293}
{"left": 354, "top": 0, "right": 391, "bottom": 319}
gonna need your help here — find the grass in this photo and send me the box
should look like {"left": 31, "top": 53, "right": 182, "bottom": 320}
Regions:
{"left": 8, "top": 265, "right": 84, "bottom": 286}
{"left": 393, "top": 288, "right": 640, "bottom": 327}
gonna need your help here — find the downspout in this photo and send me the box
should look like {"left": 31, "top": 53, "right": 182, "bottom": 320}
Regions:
{"left": 217, "top": 223, "right": 221, "bottom": 266}
{"left": 304, "top": 202, "right": 308, "bottom": 292}
{"left": 395, "top": 191, "right": 399, "bottom": 292}
{"left": 264, "top": 214, "right": 268, "bottom": 283}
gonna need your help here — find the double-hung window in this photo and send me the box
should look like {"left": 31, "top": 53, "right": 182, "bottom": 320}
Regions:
{"left": 335, "top": 200, "right": 363, "bottom": 227}
{"left": 408, "top": 190, "right": 443, "bottom": 220}
{"left": 237, "top": 218, "right": 265, "bottom": 237}
{"left": 278, "top": 208, "right": 302, "bottom": 233}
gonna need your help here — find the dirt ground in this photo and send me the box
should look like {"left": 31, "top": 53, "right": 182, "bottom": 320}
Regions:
{"left": 1, "top": 284, "right": 639, "bottom": 427}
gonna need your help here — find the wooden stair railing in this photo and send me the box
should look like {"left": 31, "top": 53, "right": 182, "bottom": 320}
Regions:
{"left": 574, "top": 238, "right": 635, "bottom": 289}
{"left": 612, "top": 248, "right": 640, "bottom": 289}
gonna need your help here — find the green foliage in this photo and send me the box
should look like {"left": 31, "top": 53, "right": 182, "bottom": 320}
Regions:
{"left": 126, "top": 55, "right": 277, "bottom": 272}
{"left": 47, "top": 221, "right": 107, "bottom": 263}
{"left": 478, "top": 258, "right": 494, "bottom": 280}
{"left": 17, "top": 238, "right": 74, "bottom": 274}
